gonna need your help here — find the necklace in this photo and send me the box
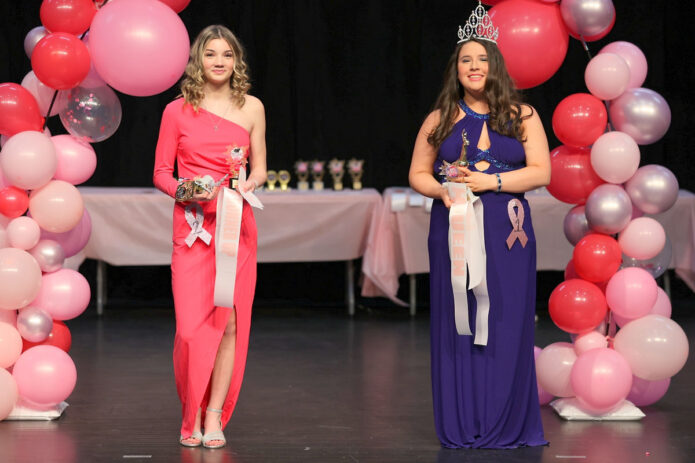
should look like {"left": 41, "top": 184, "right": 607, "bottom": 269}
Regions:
{"left": 203, "top": 100, "right": 231, "bottom": 131}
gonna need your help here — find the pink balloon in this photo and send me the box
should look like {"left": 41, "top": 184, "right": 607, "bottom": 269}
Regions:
{"left": 0, "top": 309, "right": 17, "bottom": 326}
{"left": 89, "top": 0, "right": 190, "bottom": 96}
{"left": 51, "top": 135, "right": 97, "bottom": 185}
{"left": 536, "top": 342, "right": 577, "bottom": 398}
{"left": 79, "top": 33, "right": 107, "bottom": 89}
{"left": 30, "top": 269, "right": 91, "bottom": 321}
{"left": 605, "top": 267, "right": 657, "bottom": 319}
{"left": 12, "top": 345, "right": 77, "bottom": 407}
{"left": 0, "top": 131, "right": 57, "bottom": 190}
{"left": 614, "top": 315, "right": 689, "bottom": 381}
{"left": 571, "top": 348, "right": 633, "bottom": 414}
{"left": 627, "top": 376, "right": 670, "bottom": 407}
{"left": 599, "top": 41, "right": 648, "bottom": 89}
{"left": 585, "top": 53, "right": 630, "bottom": 101}
{"left": 590, "top": 131, "right": 640, "bottom": 184}
{"left": 612, "top": 286, "right": 672, "bottom": 328}
{"left": 29, "top": 180, "right": 84, "bottom": 233}
{"left": 0, "top": 367, "right": 18, "bottom": 420}
{"left": 618, "top": 217, "right": 666, "bottom": 261}
{"left": 573, "top": 331, "right": 608, "bottom": 355}
{"left": 0, "top": 322, "right": 23, "bottom": 369}
{"left": 21, "top": 71, "right": 66, "bottom": 117}
{"left": 0, "top": 248, "right": 42, "bottom": 311}
{"left": 7, "top": 217, "right": 41, "bottom": 251}
{"left": 534, "top": 346, "right": 554, "bottom": 405}
{"left": 40, "top": 208, "right": 91, "bottom": 258}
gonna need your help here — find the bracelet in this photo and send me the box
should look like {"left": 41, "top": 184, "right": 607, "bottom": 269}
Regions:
{"left": 495, "top": 173, "right": 502, "bottom": 193}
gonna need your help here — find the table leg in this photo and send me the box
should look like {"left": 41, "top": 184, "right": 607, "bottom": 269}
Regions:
{"left": 663, "top": 270, "right": 672, "bottom": 299}
{"left": 409, "top": 274, "right": 417, "bottom": 317}
{"left": 96, "top": 260, "right": 107, "bottom": 316}
{"left": 346, "top": 260, "right": 355, "bottom": 316}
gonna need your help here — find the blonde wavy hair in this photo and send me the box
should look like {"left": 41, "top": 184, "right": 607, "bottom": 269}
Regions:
{"left": 180, "top": 25, "right": 251, "bottom": 109}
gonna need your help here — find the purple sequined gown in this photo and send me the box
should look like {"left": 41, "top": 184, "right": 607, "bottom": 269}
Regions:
{"left": 428, "top": 101, "right": 547, "bottom": 449}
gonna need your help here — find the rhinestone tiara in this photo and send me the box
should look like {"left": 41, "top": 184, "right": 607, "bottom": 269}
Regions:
{"left": 457, "top": 1, "right": 499, "bottom": 44}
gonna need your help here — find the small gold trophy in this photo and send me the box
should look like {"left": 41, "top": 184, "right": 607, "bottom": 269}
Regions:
{"left": 295, "top": 160, "right": 310, "bottom": 191}
{"left": 278, "top": 170, "right": 291, "bottom": 191}
{"left": 328, "top": 159, "right": 345, "bottom": 191}
{"left": 348, "top": 158, "right": 364, "bottom": 190}
{"left": 266, "top": 170, "right": 278, "bottom": 191}
{"left": 311, "top": 160, "right": 325, "bottom": 191}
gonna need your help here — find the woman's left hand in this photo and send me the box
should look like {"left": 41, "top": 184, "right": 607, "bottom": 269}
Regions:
{"left": 459, "top": 167, "right": 496, "bottom": 193}
{"left": 238, "top": 179, "right": 257, "bottom": 194}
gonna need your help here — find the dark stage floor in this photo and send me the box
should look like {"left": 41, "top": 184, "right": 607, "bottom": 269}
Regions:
{"left": 1, "top": 302, "right": 694, "bottom": 463}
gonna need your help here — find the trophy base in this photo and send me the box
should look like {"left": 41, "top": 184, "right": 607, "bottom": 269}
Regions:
{"left": 297, "top": 181, "right": 309, "bottom": 191}
{"left": 279, "top": 185, "right": 290, "bottom": 191}
{"left": 352, "top": 181, "right": 362, "bottom": 190}
{"left": 313, "top": 181, "right": 324, "bottom": 191}
{"left": 333, "top": 181, "right": 343, "bottom": 191}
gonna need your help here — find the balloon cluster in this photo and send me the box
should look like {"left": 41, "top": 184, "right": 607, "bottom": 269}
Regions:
{"left": 527, "top": 0, "right": 687, "bottom": 415}
{"left": 0, "top": 0, "right": 190, "bottom": 421}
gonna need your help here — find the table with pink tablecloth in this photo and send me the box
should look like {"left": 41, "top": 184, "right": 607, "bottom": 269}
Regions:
{"left": 361, "top": 187, "right": 695, "bottom": 312}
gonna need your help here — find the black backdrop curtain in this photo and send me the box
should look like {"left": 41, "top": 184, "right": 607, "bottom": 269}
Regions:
{"left": 1, "top": 1, "right": 693, "bottom": 307}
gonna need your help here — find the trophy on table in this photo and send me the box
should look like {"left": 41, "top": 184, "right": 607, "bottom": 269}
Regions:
{"left": 348, "top": 158, "right": 364, "bottom": 190}
{"left": 311, "top": 160, "right": 325, "bottom": 191}
{"left": 266, "top": 170, "right": 278, "bottom": 191}
{"left": 278, "top": 170, "right": 291, "bottom": 191}
{"left": 295, "top": 160, "right": 310, "bottom": 190}
{"left": 328, "top": 158, "right": 345, "bottom": 191}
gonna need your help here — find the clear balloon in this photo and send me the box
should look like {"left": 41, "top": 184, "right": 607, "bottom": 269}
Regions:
{"left": 59, "top": 84, "right": 122, "bottom": 143}
{"left": 12, "top": 345, "right": 77, "bottom": 407}
{"left": 585, "top": 184, "right": 632, "bottom": 235}
{"left": 20, "top": 71, "right": 66, "bottom": 118}
{"left": 625, "top": 165, "right": 679, "bottom": 214}
{"left": 563, "top": 205, "right": 590, "bottom": 245}
{"left": 560, "top": 0, "right": 615, "bottom": 41}
{"left": 610, "top": 88, "right": 671, "bottom": 145}
{"left": 618, "top": 217, "right": 665, "bottom": 261}
{"left": 0, "top": 367, "right": 18, "bottom": 420}
{"left": 40, "top": 208, "right": 91, "bottom": 258}
{"left": 51, "top": 135, "right": 97, "bottom": 185}
{"left": 599, "top": 41, "right": 648, "bottom": 89}
{"left": 0, "top": 248, "right": 42, "bottom": 311}
{"left": 606, "top": 267, "right": 657, "bottom": 319}
{"left": 30, "top": 269, "right": 91, "bottom": 321}
{"left": 536, "top": 342, "right": 577, "bottom": 397}
{"left": 29, "top": 180, "right": 84, "bottom": 234}
{"left": 7, "top": 217, "right": 41, "bottom": 251}
{"left": 585, "top": 53, "right": 630, "bottom": 101}
{"left": 627, "top": 376, "right": 670, "bottom": 407}
{"left": 16, "top": 307, "right": 53, "bottom": 343}
{"left": 24, "top": 26, "right": 49, "bottom": 59}
{"left": 552, "top": 93, "right": 608, "bottom": 148}
{"left": 29, "top": 240, "right": 66, "bottom": 273}
{"left": 590, "top": 131, "right": 640, "bottom": 184}
{"left": 570, "top": 348, "right": 632, "bottom": 414}
{"left": 614, "top": 315, "right": 689, "bottom": 381}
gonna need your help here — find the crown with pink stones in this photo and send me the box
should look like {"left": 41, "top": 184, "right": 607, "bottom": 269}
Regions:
{"left": 457, "top": 1, "right": 499, "bottom": 44}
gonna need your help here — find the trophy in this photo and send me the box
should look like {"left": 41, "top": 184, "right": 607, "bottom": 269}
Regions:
{"left": 438, "top": 129, "right": 470, "bottom": 182}
{"left": 348, "top": 158, "right": 364, "bottom": 190}
{"left": 311, "top": 160, "right": 325, "bottom": 191}
{"left": 295, "top": 160, "right": 310, "bottom": 190}
{"left": 328, "top": 159, "right": 345, "bottom": 191}
{"left": 266, "top": 170, "right": 278, "bottom": 191}
{"left": 278, "top": 170, "right": 291, "bottom": 191}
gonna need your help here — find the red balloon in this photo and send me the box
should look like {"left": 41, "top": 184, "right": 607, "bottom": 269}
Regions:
{"left": 549, "top": 278, "right": 607, "bottom": 334}
{"left": 157, "top": 0, "right": 191, "bottom": 13}
{"left": 31, "top": 33, "right": 91, "bottom": 90}
{"left": 573, "top": 233, "right": 622, "bottom": 282}
{"left": 489, "top": 0, "right": 569, "bottom": 89}
{"left": 0, "top": 186, "right": 30, "bottom": 218}
{"left": 22, "top": 320, "right": 72, "bottom": 352}
{"left": 552, "top": 93, "right": 608, "bottom": 147}
{"left": 565, "top": 259, "right": 578, "bottom": 280}
{"left": 40, "top": 0, "right": 97, "bottom": 36}
{"left": 0, "top": 83, "right": 44, "bottom": 137}
{"left": 546, "top": 145, "right": 604, "bottom": 204}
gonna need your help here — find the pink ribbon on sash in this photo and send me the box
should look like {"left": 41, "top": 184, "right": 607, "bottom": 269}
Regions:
{"left": 506, "top": 198, "right": 528, "bottom": 249}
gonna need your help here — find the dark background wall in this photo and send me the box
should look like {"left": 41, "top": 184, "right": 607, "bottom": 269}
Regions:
{"left": 1, "top": 1, "right": 692, "bottom": 309}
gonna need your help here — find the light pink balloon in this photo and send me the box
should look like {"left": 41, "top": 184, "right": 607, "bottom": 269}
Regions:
{"left": 51, "top": 135, "right": 97, "bottom": 185}
{"left": 0, "top": 322, "right": 23, "bottom": 369}
{"left": 534, "top": 346, "right": 554, "bottom": 405}
{"left": 614, "top": 315, "right": 689, "bottom": 381}
{"left": 573, "top": 331, "right": 608, "bottom": 355}
{"left": 0, "top": 126, "right": 51, "bottom": 149}
{"left": 0, "top": 367, "right": 19, "bottom": 420}
{"left": 89, "top": 0, "right": 190, "bottom": 96}
{"left": 612, "top": 286, "right": 672, "bottom": 327}
{"left": 585, "top": 53, "right": 630, "bottom": 101}
{"left": 599, "top": 41, "right": 648, "bottom": 89}
{"left": 7, "top": 217, "right": 41, "bottom": 251}
{"left": 605, "top": 267, "right": 657, "bottom": 319}
{"left": 618, "top": 217, "right": 666, "bottom": 261}
{"left": 590, "top": 131, "right": 640, "bottom": 184}
{"left": 12, "top": 345, "right": 77, "bottom": 407}
{"left": 0, "top": 131, "right": 57, "bottom": 190}
{"left": 627, "top": 376, "right": 670, "bottom": 407}
{"left": 0, "top": 223, "right": 8, "bottom": 248}
{"left": 31, "top": 269, "right": 91, "bottom": 321}
{"left": 21, "top": 71, "right": 66, "bottom": 117}
{"left": 40, "top": 208, "right": 91, "bottom": 258}
{"left": 29, "top": 180, "right": 84, "bottom": 233}
{"left": 0, "top": 248, "right": 42, "bottom": 311}
{"left": 79, "top": 33, "right": 107, "bottom": 89}
{"left": 571, "top": 348, "right": 633, "bottom": 414}
{"left": 0, "top": 309, "right": 17, "bottom": 325}
{"left": 536, "top": 342, "right": 577, "bottom": 398}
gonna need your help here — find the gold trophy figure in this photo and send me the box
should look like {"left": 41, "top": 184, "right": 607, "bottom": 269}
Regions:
{"left": 348, "top": 158, "right": 364, "bottom": 190}
{"left": 266, "top": 170, "right": 278, "bottom": 191}
{"left": 278, "top": 170, "right": 291, "bottom": 191}
{"left": 328, "top": 159, "right": 345, "bottom": 191}
{"left": 295, "top": 160, "right": 310, "bottom": 191}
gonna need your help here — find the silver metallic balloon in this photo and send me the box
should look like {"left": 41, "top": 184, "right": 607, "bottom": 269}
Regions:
{"left": 16, "top": 306, "right": 53, "bottom": 343}
{"left": 59, "top": 85, "right": 122, "bottom": 143}
{"left": 585, "top": 184, "right": 632, "bottom": 234}
{"left": 24, "top": 26, "right": 48, "bottom": 59}
{"left": 29, "top": 240, "right": 66, "bottom": 273}
{"left": 625, "top": 164, "right": 679, "bottom": 214}
{"left": 622, "top": 234, "right": 672, "bottom": 278}
{"left": 563, "top": 205, "right": 590, "bottom": 245}
{"left": 609, "top": 88, "right": 671, "bottom": 145}
{"left": 560, "top": 0, "right": 615, "bottom": 38}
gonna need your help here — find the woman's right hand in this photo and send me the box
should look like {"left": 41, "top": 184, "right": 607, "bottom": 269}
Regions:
{"left": 192, "top": 185, "right": 220, "bottom": 201}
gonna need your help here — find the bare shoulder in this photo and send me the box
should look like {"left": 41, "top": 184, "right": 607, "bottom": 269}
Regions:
{"left": 243, "top": 94, "right": 265, "bottom": 113}
{"left": 422, "top": 109, "right": 441, "bottom": 129}
{"left": 519, "top": 103, "right": 540, "bottom": 121}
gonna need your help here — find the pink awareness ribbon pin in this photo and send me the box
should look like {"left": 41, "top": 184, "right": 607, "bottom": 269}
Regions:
{"left": 506, "top": 198, "right": 528, "bottom": 249}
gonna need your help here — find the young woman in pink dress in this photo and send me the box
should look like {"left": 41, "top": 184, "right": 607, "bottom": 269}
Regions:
{"left": 153, "top": 25, "right": 267, "bottom": 448}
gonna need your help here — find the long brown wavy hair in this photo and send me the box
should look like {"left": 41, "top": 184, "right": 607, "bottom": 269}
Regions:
{"left": 180, "top": 25, "right": 251, "bottom": 109}
{"left": 427, "top": 39, "right": 529, "bottom": 149}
